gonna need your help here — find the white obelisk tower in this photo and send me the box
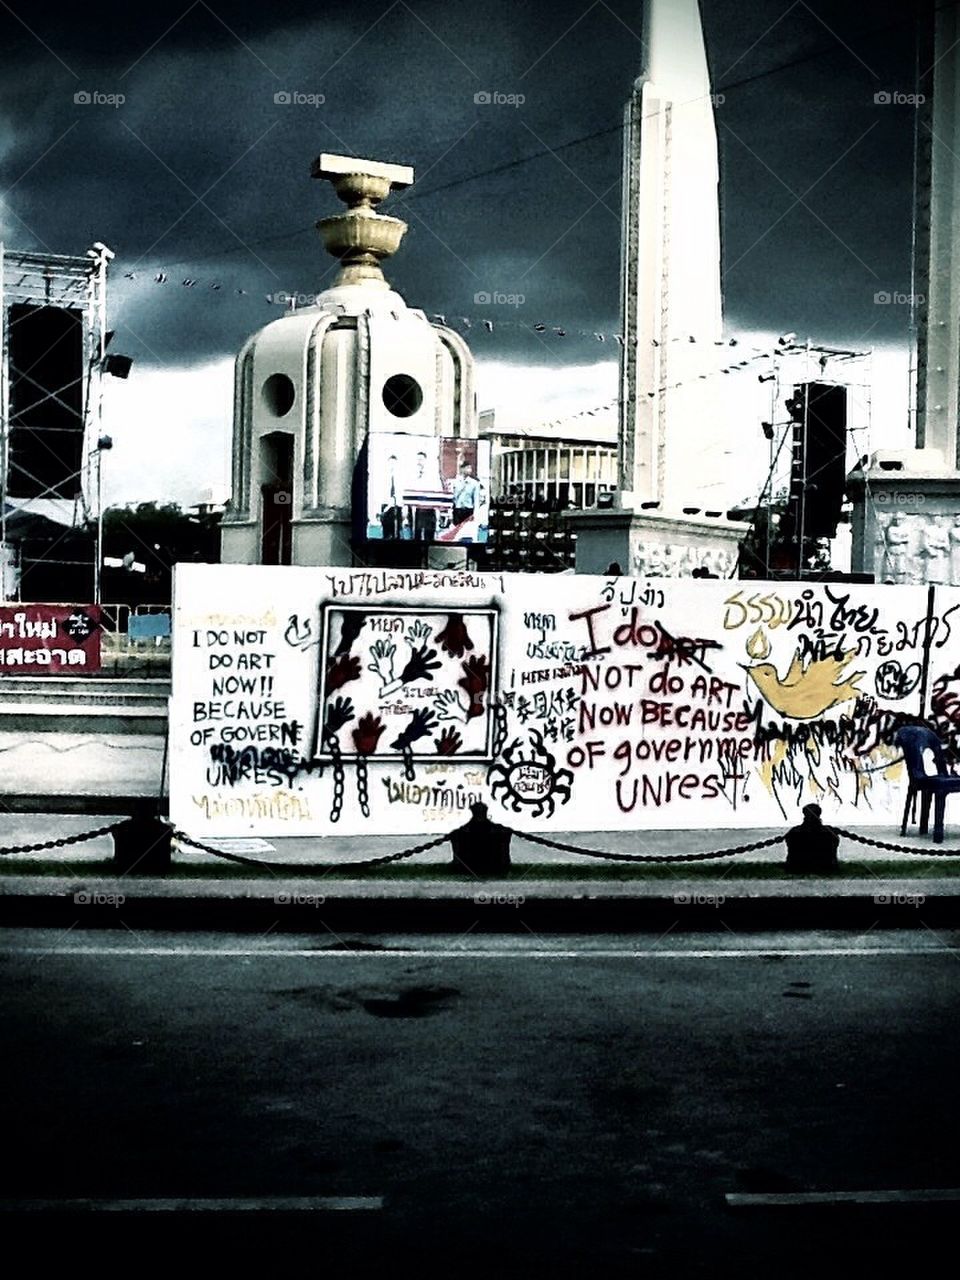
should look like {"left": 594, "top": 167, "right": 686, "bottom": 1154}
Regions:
{"left": 619, "top": 0, "right": 723, "bottom": 509}
{"left": 572, "top": 0, "right": 746, "bottom": 576}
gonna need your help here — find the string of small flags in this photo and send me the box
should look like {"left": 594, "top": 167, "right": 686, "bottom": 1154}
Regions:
{"left": 646, "top": 348, "right": 777, "bottom": 394}
{"left": 511, "top": 398, "right": 619, "bottom": 436}
{"left": 116, "top": 267, "right": 845, "bottom": 389}
{"left": 124, "top": 270, "right": 249, "bottom": 296}
{"left": 117, "top": 267, "right": 769, "bottom": 350}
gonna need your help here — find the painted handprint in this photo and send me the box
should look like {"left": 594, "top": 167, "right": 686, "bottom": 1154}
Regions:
{"left": 390, "top": 707, "right": 437, "bottom": 751}
{"left": 323, "top": 695, "right": 355, "bottom": 738}
{"left": 367, "top": 639, "right": 397, "bottom": 692}
{"left": 405, "top": 619, "right": 432, "bottom": 649}
{"left": 435, "top": 727, "right": 463, "bottom": 756}
{"left": 326, "top": 651, "right": 361, "bottom": 692}
{"left": 334, "top": 611, "right": 367, "bottom": 655}
{"left": 399, "top": 645, "right": 442, "bottom": 685}
{"left": 435, "top": 613, "right": 474, "bottom": 658}
{"left": 458, "top": 654, "right": 490, "bottom": 720}
{"left": 433, "top": 688, "right": 467, "bottom": 722}
{"left": 352, "top": 712, "right": 386, "bottom": 756}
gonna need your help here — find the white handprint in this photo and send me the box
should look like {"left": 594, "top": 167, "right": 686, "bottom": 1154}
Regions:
{"left": 405, "top": 619, "right": 432, "bottom": 649}
{"left": 433, "top": 688, "right": 467, "bottom": 722}
{"left": 368, "top": 639, "right": 404, "bottom": 697}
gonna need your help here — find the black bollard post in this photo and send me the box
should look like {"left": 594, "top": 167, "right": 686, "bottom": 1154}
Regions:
{"left": 450, "top": 802, "right": 512, "bottom": 877}
{"left": 783, "top": 803, "right": 839, "bottom": 874}
{"left": 112, "top": 801, "right": 172, "bottom": 876}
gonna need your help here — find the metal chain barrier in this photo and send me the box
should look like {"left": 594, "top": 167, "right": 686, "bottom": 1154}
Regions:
{"left": 170, "top": 827, "right": 450, "bottom": 872}
{"left": 0, "top": 823, "right": 120, "bottom": 856}
{"left": 1, "top": 819, "right": 959, "bottom": 870}
{"left": 516, "top": 831, "right": 784, "bottom": 863}
{"left": 833, "top": 827, "right": 960, "bottom": 857}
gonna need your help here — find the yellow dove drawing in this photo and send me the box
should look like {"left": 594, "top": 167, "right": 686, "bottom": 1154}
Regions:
{"left": 744, "top": 646, "right": 865, "bottom": 720}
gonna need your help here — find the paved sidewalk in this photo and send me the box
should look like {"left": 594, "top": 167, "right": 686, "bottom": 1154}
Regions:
{"left": 0, "top": 809, "right": 958, "bottom": 926}
{"left": 0, "top": 811, "right": 955, "bottom": 866}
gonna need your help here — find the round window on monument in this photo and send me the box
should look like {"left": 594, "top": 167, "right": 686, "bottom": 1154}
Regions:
{"left": 382, "top": 373, "right": 423, "bottom": 418}
{"left": 261, "top": 373, "right": 296, "bottom": 417}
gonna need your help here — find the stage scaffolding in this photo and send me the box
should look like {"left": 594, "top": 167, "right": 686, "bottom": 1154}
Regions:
{"left": 0, "top": 242, "right": 113, "bottom": 602}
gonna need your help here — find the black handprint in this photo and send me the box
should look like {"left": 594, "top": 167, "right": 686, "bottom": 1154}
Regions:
{"left": 323, "top": 695, "right": 355, "bottom": 737}
{"left": 399, "top": 645, "right": 443, "bottom": 684}
{"left": 390, "top": 707, "right": 438, "bottom": 751}
{"left": 335, "top": 612, "right": 367, "bottom": 655}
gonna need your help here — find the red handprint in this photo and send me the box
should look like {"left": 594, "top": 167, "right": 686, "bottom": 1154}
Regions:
{"left": 352, "top": 712, "right": 386, "bottom": 756}
{"left": 458, "top": 654, "right": 489, "bottom": 720}
{"left": 326, "top": 652, "right": 361, "bottom": 692}
{"left": 436, "top": 613, "right": 474, "bottom": 658}
{"left": 435, "top": 727, "right": 463, "bottom": 756}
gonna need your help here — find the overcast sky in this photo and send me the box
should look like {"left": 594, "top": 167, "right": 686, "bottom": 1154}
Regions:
{"left": 0, "top": 0, "right": 924, "bottom": 503}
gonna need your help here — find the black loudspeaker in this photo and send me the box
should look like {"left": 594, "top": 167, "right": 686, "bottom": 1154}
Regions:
{"left": 788, "top": 382, "right": 847, "bottom": 539}
{"left": 6, "top": 303, "right": 85, "bottom": 499}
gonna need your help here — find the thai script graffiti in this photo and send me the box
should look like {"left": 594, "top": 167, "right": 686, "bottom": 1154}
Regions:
{"left": 324, "top": 571, "right": 503, "bottom": 599}
{"left": 191, "top": 791, "right": 312, "bottom": 820}
{"left": 381, "top": 778, "right": 483, "bottom": 809}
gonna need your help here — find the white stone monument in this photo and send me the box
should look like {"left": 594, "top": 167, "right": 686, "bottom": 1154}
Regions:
{"left": 221, "top": 153, "right": 477, "bottom": 568}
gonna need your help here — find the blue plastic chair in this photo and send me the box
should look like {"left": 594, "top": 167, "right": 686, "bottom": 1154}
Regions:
{"left": 894, "top": 726, "right": 960, "bottom": 844}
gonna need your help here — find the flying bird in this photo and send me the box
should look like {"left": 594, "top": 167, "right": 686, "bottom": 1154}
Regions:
{"left": 745, "top": 647, "right": 865, "bottom": 720}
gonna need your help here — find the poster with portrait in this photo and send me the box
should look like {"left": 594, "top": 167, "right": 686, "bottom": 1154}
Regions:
{"left": 364, "top": 433, "right": 491, "bottom": 544}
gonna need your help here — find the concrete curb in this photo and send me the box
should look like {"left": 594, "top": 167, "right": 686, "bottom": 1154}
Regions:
{"left": 2, "top": 875, "right": 958, "bottom": 933}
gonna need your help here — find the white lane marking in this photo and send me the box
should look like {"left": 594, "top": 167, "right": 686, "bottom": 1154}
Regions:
{"left": 0, "top": 1196, "right": 383, "bottom": 1213}
{"left": 727, "top": 1189, "right": 960, "bottom": 1207}
{"left": 1, "top": 946, "right": 957, "bottom": 959}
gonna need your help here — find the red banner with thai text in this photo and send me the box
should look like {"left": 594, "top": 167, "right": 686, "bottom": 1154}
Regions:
{"left": 0, "top": 605, "right": 101, "bottom": 674}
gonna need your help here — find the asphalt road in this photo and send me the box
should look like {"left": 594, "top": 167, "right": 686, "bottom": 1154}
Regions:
{"left": 3, "top": 929, "right": 960, "bottom": 1276}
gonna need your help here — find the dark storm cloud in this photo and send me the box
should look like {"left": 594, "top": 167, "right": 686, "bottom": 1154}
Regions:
{"left": 1, "top": 0, "right": 919, "bottom": 370}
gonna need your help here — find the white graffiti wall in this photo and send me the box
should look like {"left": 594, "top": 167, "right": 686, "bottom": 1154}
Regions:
{"left": 170, "top": 564, "right": 960, "bottom": 835}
